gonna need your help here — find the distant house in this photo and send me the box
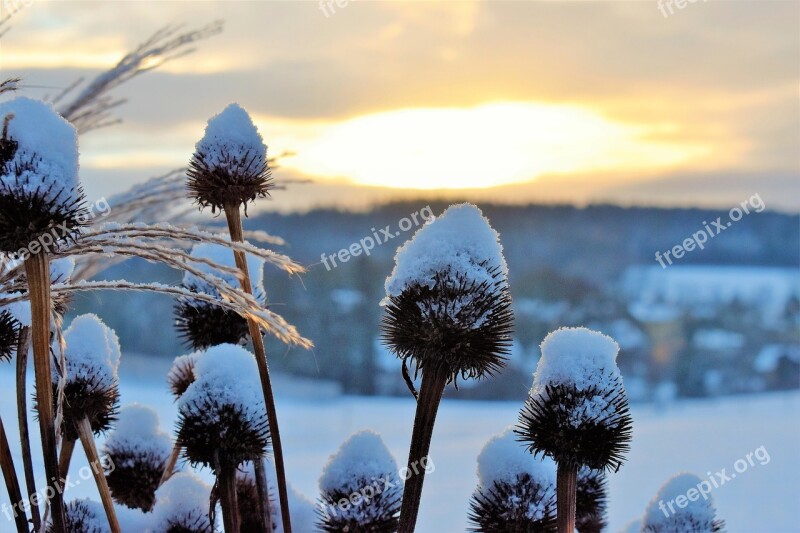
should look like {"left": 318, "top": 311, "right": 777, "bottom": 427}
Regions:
{"left": 621, "top": 265, "right": 800, "bottom": 324}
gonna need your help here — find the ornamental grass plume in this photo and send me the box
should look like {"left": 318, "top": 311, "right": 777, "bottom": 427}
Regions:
{"left": 0, "top": 96, "right": 89, "bottom": 531}
{"left": 381, "top": 203, "right": 513, "bottom": 532}
{"left": 187, "top": 102, "right": 295, "bottom": 532}
{"left": 103, "top": 404, "right": 173, "bottom": 512}
{"left": 46, "top": 314, "right": 122, "bottom": 532}
{"left": 516, "top": 327, "right": 632, "bottom": 533}
{"left": 174, "top": 242, "right": 265, "bottom": 350}
{"left": 641, "top": 473, "right": 725, "bottom": 533}
{"left": 316, "top": 429, "right": 403, "bottom": 533}
{"left": 176, "top": 344, "right": 271, "bottom": 532}
{"left": 467, "top": 428, "right": 556, "bottom": 533}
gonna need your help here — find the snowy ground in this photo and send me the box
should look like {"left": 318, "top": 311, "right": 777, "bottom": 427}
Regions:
{"left": 1, "top": 360, "right": 798, "bottom": 532}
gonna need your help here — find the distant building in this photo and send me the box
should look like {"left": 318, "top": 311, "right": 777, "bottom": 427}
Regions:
{"left": 621, "top": 265, "right": 800, "bottom": 324}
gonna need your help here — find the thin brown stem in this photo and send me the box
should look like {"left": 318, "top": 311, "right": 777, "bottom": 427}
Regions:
{"left": 556, "top": 462, "right": 578, "bottom": 533}
{"left": 215, "top": 454, "right": 240, "bottom": 533}
{"left": 253, "top": 458, "right": 272, "bottom": 533}
{"left": 76, "top": 418, "right": 120, "bottom": 533}
{"left": 224, "top": 202, "right": 292, "bottom": 533}
{"left": 397, "top": 367, "right": 448, "bottom": 533}
{"left": 15, "top": 325, "right": 41, "bottom": 531}
{"left": 24, "top": 252, "right": 66, "bottom": 532}
{"left": 0, "top": 415, "right": 29, "bottom": 533}
{"left": 57, "top": 438, "right": 76, "bottom": 480}
{"left": 159, "top": 442, "right": 181, "bottom": 486}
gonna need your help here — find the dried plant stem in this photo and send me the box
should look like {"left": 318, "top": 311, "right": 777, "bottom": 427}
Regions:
{"left": 254, "top": 459, "right": 273, "bottom": 533}
{"left": 76, "top": 418, "right": 120, "bottom": 533}
{"left": 398, "top": 367, "right": 448, "bottom": 533}
{"left": 556, "top": 462, "right": 578, "bottom": 533}
{"left": 215, "top": 455, "right": 240, "bottom": 533}
{"left": 0, "top": 415, "right": 28, "bottom": 533}
{"left": 58, "top": 438, "right": 76, "bottom": 480}
{"left": 24, "top": 252, "right": 67, "bottom": 532}
{"left": 15, "top": 325, "right": 42, "bottom": 531}
{"left": 159, "top": 442, "right": 181, "bottom": 486}
{"left": 224, "top": 202, "right": 292, "bottom": 533}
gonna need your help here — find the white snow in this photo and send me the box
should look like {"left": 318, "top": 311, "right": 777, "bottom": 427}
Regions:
{"left": 384, "top": 203, "right": 507, "bottom": 300}
{"left": 194, "top": 103, "right": 267, "bottom": 173}
{"left": 104, "top": 404, "right": 172, "bottom": 467}
{"left": 0, "top": 97, "right": 80, "bottom": 199}
{"left": 532, "top": 327, "right": 621, "bottom": 393}
{"left": 57, "top": 313, "right": 121, "bottom": 388}
{"left": 151, "top": 471, "right": 215, "bottom": 532}
{"left": 319, "top": 428, "right": 400, "bottom": 494}
{"left": 115, "top": 505, "right": 150, "bottom": 533}
{"left": 178, "top": 343, "right": 265, "bottom": 424}
{"left": 642, "top": 472, "right": 720, "bottom": 533}
{"left": 475, "top": 427, "right": 556, "bottom": 522}
{"left": 183, "top": 241, "right": 265, "bottom": 299}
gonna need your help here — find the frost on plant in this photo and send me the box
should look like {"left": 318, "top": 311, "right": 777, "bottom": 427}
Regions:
{"left": 103, "top": 404, "right": 173, "bottom": 512}
{"left": 642, "top": 473, "right": 725, "bottom": 533}
{"left": 151, "top": 471, "right": 216, "bottom": 533}
{"left": 317, "top": 429, "right": 402, "bottom": 532}
{"left": 468, "top": 427, "right": 557, "bottom": 532}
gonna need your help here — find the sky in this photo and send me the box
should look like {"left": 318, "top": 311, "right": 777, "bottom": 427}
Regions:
{"left": 0, "top": 0, "right": 798, "bottom": 212}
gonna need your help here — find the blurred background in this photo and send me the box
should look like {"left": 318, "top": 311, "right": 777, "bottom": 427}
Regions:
{"left": 1, "top": 2, "right": 798, "bottom": 530}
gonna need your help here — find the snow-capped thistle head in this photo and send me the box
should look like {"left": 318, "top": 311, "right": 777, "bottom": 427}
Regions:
{"left": 187, "top": 103, "right": 271, "bottom": 213}
{"left": 576, "top": 466, "right": 608, "bottom": 533}
{"left": 48, "top": 499, "right": 109, "bottom": 533}
{"left": 516, "top": 327, "right": 632, "bottom": 471}
{"left": 642, "top": 473, "right": 725, "bottom": 533}
{"left": 468, "top": 427, "right": 557, "bottom": 532}
{"left": 177, "top": 344, "right": 270, "bottom": 471}
{"left": 0, "top": 97, "right": 88, "bottom": 255}
{"left": 0, "top": 310, "right": 19, "bottom": 362}
{"left": 53, "top": 313, "right": 121, "bottom": 440}
{"left": 317, "top": 429, "right": 402, "bottom": 533}
{"left": 103, "top": 404, "right": 173, "bottom": 512}
{"left": 151, "top": 472, "right": 216, "bottom": 533}
{"left": 175, "top": 242, "right": 265, "bottom": 350}
{"left": 167, "top": 352, "right": 199, "bottom": 399}
{"left": 381, "top": 203, "right": 513, "bottom": 384}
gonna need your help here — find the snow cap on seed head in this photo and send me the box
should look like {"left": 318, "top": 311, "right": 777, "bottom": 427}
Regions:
{"left": 642, "top": 473, "right": 724, "bottom": 533}
{"left": 151, "top": 471, "right": 216, "bottom": 533}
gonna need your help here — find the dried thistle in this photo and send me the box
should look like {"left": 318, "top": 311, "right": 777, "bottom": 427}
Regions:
{"left": 381, "top": 204, "right": 512, "bottom": 533}
{"left": 47, "top": 499, "right": 107, "bottom": 533}
{"left": 516, "top": 328, "right": 632, "bottom": 533}
{"left": 0, "top": 310, "right": 18, "bottom": 362}
{"left": 576, "top": 467, "right": 607, "bottom": 533}
{"left": 151, "top": 472, "right": 216, "bottom": 533}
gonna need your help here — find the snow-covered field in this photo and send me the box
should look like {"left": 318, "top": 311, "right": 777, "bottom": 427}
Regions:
{"left": 1, "top": 361, "right": 797, "bottom": 532}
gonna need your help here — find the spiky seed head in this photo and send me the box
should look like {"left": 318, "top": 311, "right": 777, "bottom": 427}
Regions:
{"left": 175, "top": 242, "right": 266, "bottom": 350}
{"left": 51, "top": 314, "right": 121, "bottom": 440}
{"left": 174, "top": 298, "right": 251, "bottom": 350}
{"left": 151, "top": 472, "right": 216, "bottom": 533}
{"left": 576, "top": 466, "right": 608, "bottom": 533}
{"left": 642, "top": 473, "right": 725, "bottom": 533}
{"left": 381, "top": 204, "right": 512, "bottom": 385}
{"left": 0, "top": 97, "right": 88, "bottom": 254}
{"left": 468, "top": 428, "right": 557, "bottom": 532}
{"left": 0, "top": 310, "right": 19, "bottom": 362}
{"left": 187, "top": 103, "right": 271, "bottom": 213}
{"left": 317, "top": 429, "right": 402, "bottom": 533}
{"left": 103, "top": 404, "right": 173, "bottom": 512}
{"left": 167, "top": 352, "right": 199, "bottom": 399}
{"left": 176, "top": 344, "right": 270, "bottom": 471}
{"left": 48, "top": 499, "right": 108, "bottom": 533}
{"left": 516, "top": 327, "right": 632, "bottom": 471}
